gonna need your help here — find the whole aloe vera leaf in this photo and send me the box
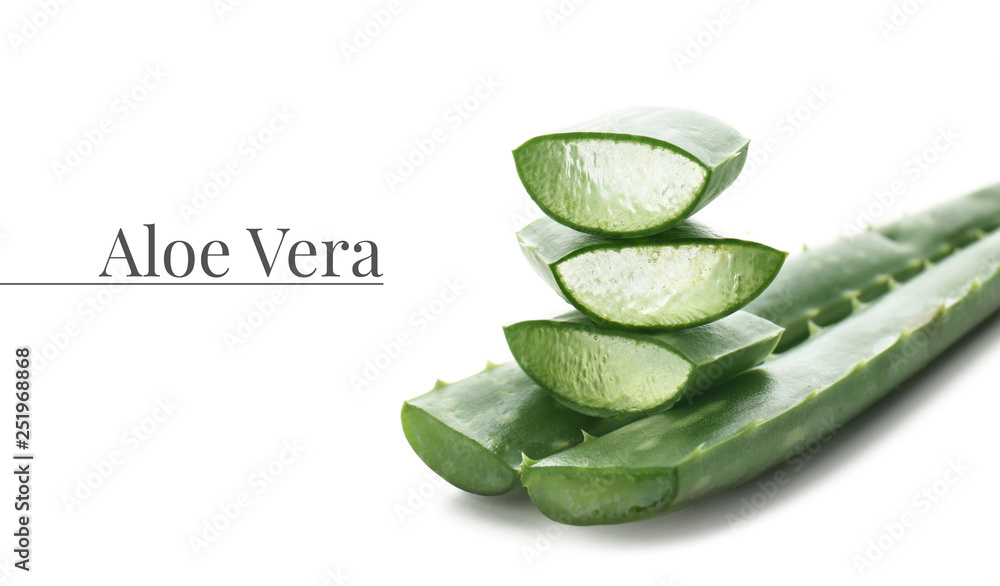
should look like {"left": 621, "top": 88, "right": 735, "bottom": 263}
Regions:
{"left": 513, "top": 107, "right": 749, "bottom": 238}
{"left": 503, "top": 310, "right": 782, "bottom": 417}
{"left": 401, "top": 362, "right": 631, "bottom": 496}
{"left": 517, "top": 216, "right": 786, "bottom": 331}
{"left": 521, "top": 228, "right": 1000, "bottom": 525}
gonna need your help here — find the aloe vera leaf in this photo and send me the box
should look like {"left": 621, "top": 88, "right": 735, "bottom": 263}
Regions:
{"left": 401, "top": 362, "right": 632, "bottom": 496}
{"left": 877, "top": 184, "right": 1000, "bottom": 260}
{"left": 743, "top": 232, "right": 924, "bottom": 351}
{"left": 512, "top": 107, "right": 749, "bottom": 238}
{"left": 520, "top": 228, "right": 1000, "bottom": 525}
{"left": 517, "top": 216, "right": 787, "bottom": 331}
{"left": 503, "top": 310, "right": 782, "bottom": 417}
{"left": 745, "top": 185, "right": 1000, "bottom": 352}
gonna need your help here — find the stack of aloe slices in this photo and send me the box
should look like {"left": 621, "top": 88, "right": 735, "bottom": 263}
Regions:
{"left": 401, "top": 106, "right": 1000, "bottom": 525}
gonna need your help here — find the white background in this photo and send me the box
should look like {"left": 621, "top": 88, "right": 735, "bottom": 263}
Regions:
{"left": 1, "top": 0, "right": 998, "bottom": 584}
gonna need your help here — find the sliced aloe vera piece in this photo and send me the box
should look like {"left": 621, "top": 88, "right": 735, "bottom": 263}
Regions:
{"left": 521, "top": 227, "right": 1000, "bottom": 525}
{"left": 513, "top": 107, "right": 749, "bottom": 238}
{"left": 518, "top": 216, "right": 787, "bottom": 331}
{"left": 503, "top": 311, "right": 782, "bottom": 417}
{"left": 401, "top": 362, "right": 629, "bottom": 496}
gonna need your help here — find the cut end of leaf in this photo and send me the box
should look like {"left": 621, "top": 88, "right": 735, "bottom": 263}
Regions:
{"left": 504, "top": 318, "right": 693, "bottom": 416}
{"left": 505, "top": 311, "right": 781, "bottom": 417}
{"left": 511, "top": 107, "right": 748, "bottom": 237}
{"left": 522, "top": 464, "right": 678, "bottom": 525}
{"left": 555, "top": 241, "right": 786, "bottom": 329}
{"left": 514, "top": 136, "right": 709, "bottom": 236}
{"left": 401, "top": 402, "right": 519, "bottom": 496}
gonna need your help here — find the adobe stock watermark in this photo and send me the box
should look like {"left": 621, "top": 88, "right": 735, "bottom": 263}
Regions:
{"left": 683, "top": 353, "right": 755, "bottom": 406}
{"left": 222, "top": 259, "right": 318, "bottom": 353}
{"left": 317, "top": 566, "right": 351, "bottom": 586}
{"left": 212, "top": 0, "right": 249, "bottom": 21}
{"left": 188, "top": 438, "right": 305, "bottom": 556}
{"left": 521, "top": 472, "right": 624, "bottom": 565}
{"left": 61, "top": 397, "right": 179, "bottom": 514}
{"left": 726, "top": 84, "right": 833, "bottom": 197}
{"left": 340, "top": 0, "right": 413, "bottom": 64}
{"left": 679, "top": 286, "right": 797, "bottom": 405}
{"left": 544, "top": 0, "right": 589, "bottom": 31}
{"left": 842, "top": 125, "right": 959, "bottom": 237}
{"left": 0, "top": 556, "right": 18, "bottom": 584}
{"left": 684, "top": 289, "right": 801, "bottom": 407}
{"left": 32, "top": 272, "right": 129, "bottom": 375}
{"left": 881, "top": 302, "right": 949, "bottom": 374}
{"left": 521, "top": 521, "right": 568, "bottom": 566}
{"left": 853, "top": 459, "right": 971, "bottom": 575}
{"left": 179, "top": 106, "right": 295, "bottom": 222}
{"left": 877, "top": 0, "right": 930, "bottom": 41}
{"left": 7, "top": 0, "right": 71, "bottom": 55}
{"left": 725, "top": 417, "right": 841, "bottom": 531}
{"left": 350, "top": 278, "right": 467, "bottom": 394}
{"left": 671, "top": 0, "right": 754, "bottom": 73}
{"left": 51, "top": 65, "right": 168, "bottom": 182}
{"left": 509, "top": 201, "right": 546, "bottom": 230}
{"left": 394, "top": 468, "right": 453, "bottom": 525}
{"left": 383, "top": 75, "right": 500, "bottom": 192}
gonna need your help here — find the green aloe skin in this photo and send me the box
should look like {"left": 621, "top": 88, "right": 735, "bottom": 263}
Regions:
{"left": 401, "top": 184, "right": 1000, "bottom": 524}
{"left": 875, "top": 184, "right": 1000, "bottom": 259}
{"left": 745, "top": 184, "right": 1000, "bottom": 350}
{"left": 517, "top": 216, "right": 787, "bottom": 331}
{"left": 513, "top": 107, "right": 749, "bottom": 238}
{"left": 522, "top": 185, "right": 1000, "bottom": 525}
{"left": 503, "top": 310, "right": 782, "bottom": 417}
{"left": 523, "top": 230, "right": 1000, "bottom": 524}
{"left": 400, "top": 362, "right": 633, "bottom": 496}
{"left": 743, "top": 232, "right": 924, "bottom": 352}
